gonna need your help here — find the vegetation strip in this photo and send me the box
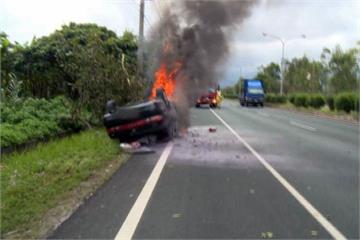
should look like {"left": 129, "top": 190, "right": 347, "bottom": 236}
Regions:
{"left": 0, "top": 129, "right": 127, "bottom": 239}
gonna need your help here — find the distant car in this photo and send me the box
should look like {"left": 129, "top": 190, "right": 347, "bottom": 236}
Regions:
{"left": 103, "top": 89, "right": 178, "bottom": 143}
{"left": 196, "top": 88, "right": 221, "bottom": 108}
{"left": 239, "top": 79, "right": 265, "bottom": 107}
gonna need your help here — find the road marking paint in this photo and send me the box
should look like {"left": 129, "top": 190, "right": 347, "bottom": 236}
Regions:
{"left": 209, "top": 108, "right": 346, "bottom": 240}
{"left": 257, "top": 111, "right": 270, "bottom": 117}
{"left": 115, "top": 142, "right": 173, "bottom": 240}
{"left": 290, "top": 121, "right": 316, "bottom": 132}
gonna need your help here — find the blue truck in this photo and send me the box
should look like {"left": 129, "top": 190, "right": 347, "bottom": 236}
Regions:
{"left": 239, "top": 79, "right": 265, "bottom": 107}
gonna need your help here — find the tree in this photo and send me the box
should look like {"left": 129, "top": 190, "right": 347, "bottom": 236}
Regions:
{"left": 1, "top": 24, "right": 143, "bottom": 122}
{"left": 321, "top": 45, "right": 359, "bottom": 93}
{"left": 5, "top": 23, "right": 140, "bottom": 100}
{"left": 284, "top": 56, "right": 324, "bottom": 93}
{"left": 1, "top": 32, "right": 25, "bottom": 92}
{"left": 255, "top": 62, "right": 280, "bottom": 93}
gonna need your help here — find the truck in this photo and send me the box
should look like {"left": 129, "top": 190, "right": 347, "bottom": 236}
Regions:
{"left": 239, "top": 79, "right": 265, "bottom": 107}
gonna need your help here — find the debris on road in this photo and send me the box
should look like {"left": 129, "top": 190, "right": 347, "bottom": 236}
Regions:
{"left": 261, "top": 231, "right": 274, "bottom": 239}
{"left": 172, "top": 213, "right": 181, "bottom": 218}
{"left": 120, "top": 142, "right": 155, "bottom": 154}
{"left": 208, "top": 127, "right": 217, "bottom": 133}
{"left": 310, "top": 230, "right": 318, "bottom": 236}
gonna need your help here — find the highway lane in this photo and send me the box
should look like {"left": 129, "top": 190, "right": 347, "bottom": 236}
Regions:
{"left": 213, "top": 100, "right": 359, "bottom": 238}
{"left": 49, "top": 100, "right": 359, "bottom": 239}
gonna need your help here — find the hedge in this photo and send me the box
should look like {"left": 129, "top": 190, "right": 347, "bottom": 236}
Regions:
{"left": 355, "top": 94, "right": 359, "bottom": 112}
{"left": 289, "top": 94, "right": 296, "bottom": 105}
{"left": 265, "top": 94, "right": 287, "bottom": 104}
{"left": 293, "top": 93, "right": 309, "bottom": 107}
{"left": 326, "top": 96, "right": 335, "bottom": 111}
{"left": 334, "top": 92, "right": 357, "bottom": 113}
{"left": 0, "top": 97, "right": 91, "bottom": 148}
{"left": 309, "top": 94, "right": 326, "bottom": 109}
{"left": 284, "top": 92, "right": 358, "bottom": 113}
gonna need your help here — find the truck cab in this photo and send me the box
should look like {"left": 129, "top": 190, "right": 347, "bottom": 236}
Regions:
{"left": 239, "top": 79, "right": 265, "bottom": 107}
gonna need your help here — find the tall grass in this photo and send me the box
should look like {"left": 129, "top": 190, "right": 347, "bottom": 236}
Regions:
{"left": 1, "top": 129, "right": 120, "bottom": 236}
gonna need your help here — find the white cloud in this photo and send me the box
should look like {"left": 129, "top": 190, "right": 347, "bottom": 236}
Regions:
{"left": 0, "top": 0, "right": 142, "bottom": 42}
{"left": 221, "top": 0, "right": 360, "bottom": 85}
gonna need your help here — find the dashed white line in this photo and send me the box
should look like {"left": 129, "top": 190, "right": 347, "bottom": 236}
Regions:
{"left": 209, "top": 108, "right": 346, "bottom": 240}
{"left": 115, "top": 142, "right": 173, "bottom": 240}
{"left": 290, "top": 121, "right": 317, "bottom": 132}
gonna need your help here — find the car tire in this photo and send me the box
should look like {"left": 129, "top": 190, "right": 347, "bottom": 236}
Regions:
{"left": 158, "top": 120, "right": 177, "bottom": 141}
{"left": 196, "top": 104, "right": 200, "bottom": 108}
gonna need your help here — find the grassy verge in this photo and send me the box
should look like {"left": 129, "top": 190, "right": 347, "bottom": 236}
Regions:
{"left": 266, "top": 102, "right": 359, "bottom": 123}
{"left": 1, "top": 129, "right": 127, "bottom": 239}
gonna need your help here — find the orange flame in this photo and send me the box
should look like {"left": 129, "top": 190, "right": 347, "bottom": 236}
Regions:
{"left": 150, "top": 61, "right": 182, "bottom": 100}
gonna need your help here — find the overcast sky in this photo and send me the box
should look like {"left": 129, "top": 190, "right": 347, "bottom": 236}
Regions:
{"left": 1, "top": 0, "right": 359, "bottom": 86}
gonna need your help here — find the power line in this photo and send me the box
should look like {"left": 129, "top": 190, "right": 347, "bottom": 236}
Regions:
{"left": 152, "top": 0, "right": 162, "bottom": 21}
{"left": 132, "top": 0, "right": 154, "bottom": 33}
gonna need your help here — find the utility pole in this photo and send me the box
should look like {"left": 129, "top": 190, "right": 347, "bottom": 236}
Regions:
{"left": 263, "top": 32, "right": 285, "bottom": 96}
{"left": 262, "top": 32, "right": 306, "bottom": 96}
{"left": 138, "top": 0, "right": 145, "bottom": 79}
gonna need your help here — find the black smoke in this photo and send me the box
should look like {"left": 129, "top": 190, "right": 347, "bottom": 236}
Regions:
{"left": 146, "top": 0, "right": 258, "bottom": 127}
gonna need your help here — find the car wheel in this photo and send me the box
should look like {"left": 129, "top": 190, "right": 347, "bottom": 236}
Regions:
{"left": 158, "top": 120, "right": 177, "bottom": 141}
{"left": 196, "top": 104, "right": 200, "bottom": 108}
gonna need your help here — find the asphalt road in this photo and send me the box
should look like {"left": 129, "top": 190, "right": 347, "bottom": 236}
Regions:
{"left": 50, "top": 99, "right": 359, "bottom": 239}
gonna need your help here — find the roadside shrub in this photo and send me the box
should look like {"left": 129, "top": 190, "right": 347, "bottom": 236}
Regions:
{"left": 335, "top": 92, "right": 356, "bottom": 113}
{"left": 277, "top": 95, "right": 287, "bottom": 104}
{"left": 265, "top": 93, "right": 275, "bottom": 103}
{"left": 0, "top": 96, "right": 91, "bottom": 148}
{"left": 309, "top": 94, "right": 326, "bottom": 109}
{"left": 223, "top": 94, "right": 238, "bottom": 99}
{"left": 265, "top": 94, "right": 287, "bottom": 104}
{"left": 289, "top": 94, "right": 296, "bottom": 104}
{"left": 355, "top": 94, "right": 359, "bottom": 112}
{"left": 294, "top": 93, "right": 309, "bottom": 107}
{"left": 326, "top": 96, "right": 335, "bottom": 111}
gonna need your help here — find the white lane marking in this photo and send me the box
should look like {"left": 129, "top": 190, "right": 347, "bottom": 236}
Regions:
{"left": 257, "top": 111, "right": 270, "bottom": 117}
{"left": 290, "top": 121, "right": 317, "bottom": 132}
{"left": 115, "top": 142, "right": 173, "bottom": 240}
{"left": 209, "top": 108, "right": 346, "bottom": 240}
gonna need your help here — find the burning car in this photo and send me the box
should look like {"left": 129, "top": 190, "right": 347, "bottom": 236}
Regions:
{"left": 196, "top": 88, "right": 222, "bottom": 108}
{"left": 103, "top": 88, "right": 178, "bottom": 143}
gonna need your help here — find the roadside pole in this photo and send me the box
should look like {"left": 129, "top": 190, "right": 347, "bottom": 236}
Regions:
{"left": 138, "top": 0, "right": 145, "bottom": 80}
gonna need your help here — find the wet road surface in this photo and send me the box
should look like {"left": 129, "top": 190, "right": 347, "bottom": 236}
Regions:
{"left": 50, "top": 100, "right": 359, "bottom": 239}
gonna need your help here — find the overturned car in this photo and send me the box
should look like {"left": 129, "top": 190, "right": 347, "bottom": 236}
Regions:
{"left": 103, "top": 89, "right": 178, "bottom": 143}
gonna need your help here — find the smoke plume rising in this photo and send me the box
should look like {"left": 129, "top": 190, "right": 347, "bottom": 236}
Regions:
{"left": 146, "top": 0, "right": 258, "bottom": 127}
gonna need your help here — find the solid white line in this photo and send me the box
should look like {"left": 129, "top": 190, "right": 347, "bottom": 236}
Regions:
{"left": 290, "top": 120, "right": 317, "bottom": 132}
{"left": 209, "top": 108, "right": 346, "bottom": 240}
{"left": 115, "top": 142, "right": 173, "bottom": 240}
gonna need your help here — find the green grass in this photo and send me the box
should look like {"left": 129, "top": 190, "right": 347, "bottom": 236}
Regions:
{"left": 0, "top": 129, "right": 120, "bottom": 236}
{"left": 268, "top": 101, "right": 359, "bottom": 121}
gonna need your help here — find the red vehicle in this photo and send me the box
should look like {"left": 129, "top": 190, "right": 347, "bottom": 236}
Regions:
{"left": 103, "top": 89, "right": 178, "bottom": 143}
{"left": 196, "top": 88, "right": 219, "bottom": 108}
